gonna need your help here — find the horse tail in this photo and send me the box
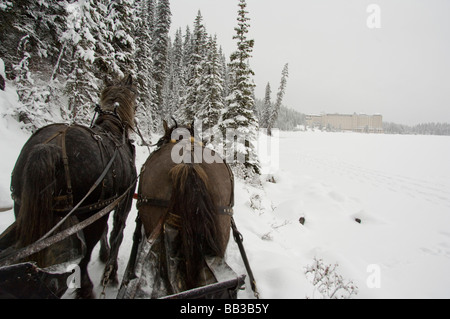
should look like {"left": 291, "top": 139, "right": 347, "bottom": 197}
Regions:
{"left": 16, "top": 144, "right": 62, "bottom": 266}
{"left": 168, "top": 163, "right": 223, "bottom": 289}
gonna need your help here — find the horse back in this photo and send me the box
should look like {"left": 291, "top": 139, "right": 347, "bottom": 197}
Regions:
{"left": 11, "top": 123, "right": 136, "bottom": 215}
{"left": 137, "top": 143, "right": 233, "bottom": 248}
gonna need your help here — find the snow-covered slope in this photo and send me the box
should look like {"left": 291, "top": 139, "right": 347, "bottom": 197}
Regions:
{"left": 1, "top": 85, "right": 450, "bottom": 298}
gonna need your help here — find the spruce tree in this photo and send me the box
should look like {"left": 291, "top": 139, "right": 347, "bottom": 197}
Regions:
{"left": 92, "top": 0, "right": 119, "bottom": 78}
{"left": 1, "top": 0, "right": 67, "bottom": 129}
{"left": 169, "top": 28, "right": 186, "bottom": 117}
{"left": 260, "top": 82, "right": 271, "bottom": 128}
{"left": 1, "top": 0, "right": 66, "bottom": 79}
{"left": 182, "top": 11, "right": 207, "bottom": 122}
{"left": 198, "top": 35, "right": 225, "bottom": 144}
{"left": 147, "top": 0, "right": 156, "bottom": 32}
{"left": 107, "top": 0, "right": 137, "bottom": 78}
{"left": 219, "top": 47, "right": 230, "bottom": 102}
{"left": 134, "top": 0, "right": 156, "bottom": 137}
{"left": 182, "top": 25, "right": 192, "bottom": 77}
{"left": 221, "top": 0, "right": 260, "bottom": 176}
{"left": 64, "top": 0, "right": 103, "bottom": 125}
{"left": 267, "top": 63, "right": 289, "bottom": 136}
{"left": 152, "top": 0, "right": 171, "bottom": 130}
{"left": 161, "top": 39, "right": 175, "bottom": 117}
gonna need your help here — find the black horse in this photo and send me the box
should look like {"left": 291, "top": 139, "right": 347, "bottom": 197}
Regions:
{"left": 8, "top": 75, "right": 137, "bottom": 298}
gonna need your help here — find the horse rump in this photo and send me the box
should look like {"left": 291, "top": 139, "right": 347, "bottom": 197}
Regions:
{"left": 15, "top": 143, "right": 63, "bottom": 266}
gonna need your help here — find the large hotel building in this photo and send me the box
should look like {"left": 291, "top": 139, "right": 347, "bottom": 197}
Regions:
{"left": 305, "top": 113, "right": 383, "bottom": 133}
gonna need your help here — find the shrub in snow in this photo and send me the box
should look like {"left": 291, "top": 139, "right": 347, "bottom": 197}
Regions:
{"left": 266, "top": 174, "right": 276, "bottom": 183}
{"left": 305, "top": 257, "right": 358, "bottom": 299}
{"left": 250, "top": 193, "right": 262, "bottom": 212}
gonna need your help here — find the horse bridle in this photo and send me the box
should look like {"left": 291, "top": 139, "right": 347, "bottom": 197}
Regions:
{"left": 90, "top": 103, "right": 123, "bottom": 128}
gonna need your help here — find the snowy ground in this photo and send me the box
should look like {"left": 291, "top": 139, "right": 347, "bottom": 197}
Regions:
{"left": 1, "top": 87, "right": 450, "bottom": 299}
{"left": 248, "top": 131, "right": 450, "bottom": 298}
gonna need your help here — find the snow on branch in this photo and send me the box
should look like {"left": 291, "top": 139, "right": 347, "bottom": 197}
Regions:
{"left": 305, "top": 257, "right": 358, "bottom": 299}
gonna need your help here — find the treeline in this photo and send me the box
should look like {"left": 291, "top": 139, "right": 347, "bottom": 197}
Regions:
{"left": 1, "top": 0, "right": 157, "bottom": 131}
{"left": 0, "top": 0, "right": 263, "bottom": 176}
{"left": 255, "top": 99, "right": 305, "bottom": 131}
{"left": 383, "top": 122, "right": 450, "bottom": 136}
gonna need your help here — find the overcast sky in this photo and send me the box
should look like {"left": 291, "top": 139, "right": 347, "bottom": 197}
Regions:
{"left": 170, "top": 0, "right": 450, "bottom": 125}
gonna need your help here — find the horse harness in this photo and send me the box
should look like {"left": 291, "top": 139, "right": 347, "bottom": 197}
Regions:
{"left": 136, "top": 141, "right": 235, "bottom": 226}
{"left": 14, "top": 123, "right": 128, "bottom": 215}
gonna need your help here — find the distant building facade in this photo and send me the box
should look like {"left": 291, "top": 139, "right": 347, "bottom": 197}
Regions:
{"left": 305, "top": 113, "right": 383, "bottom": 133}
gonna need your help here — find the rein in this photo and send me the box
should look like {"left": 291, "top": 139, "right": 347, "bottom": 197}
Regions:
{"left": 0, "top": 177, "right": 139, "bottom": 267}
{"left": 39, "top": 147, "right": 119, "bottom": 242}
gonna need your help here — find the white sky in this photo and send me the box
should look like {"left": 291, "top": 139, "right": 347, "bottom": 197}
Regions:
{"left": 170, "top": 0, "right": 450, "bottom": 125}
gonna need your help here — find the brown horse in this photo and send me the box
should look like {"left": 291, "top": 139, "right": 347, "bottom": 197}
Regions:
{"left": 129, "top": 120, "right": 234, "bottom": 297}
{"left": 7, "top": 75, "right": 137, "bottom": 298}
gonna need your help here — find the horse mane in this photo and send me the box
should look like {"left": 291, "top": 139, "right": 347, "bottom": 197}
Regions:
{"left": 99, "top": 75, "right": 137, "bottom": 131}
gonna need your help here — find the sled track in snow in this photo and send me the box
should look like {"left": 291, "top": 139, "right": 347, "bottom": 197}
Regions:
{"left": 299, "top": 154, "right": 450, "bottom": 208}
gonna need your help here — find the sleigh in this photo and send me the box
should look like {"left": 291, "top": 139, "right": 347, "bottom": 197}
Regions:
{"left": 116, "top": 218, "right": 246, "bottom": 299}
{"left": 0, "top": 216, "right": 85, "bottom": 298}
{"left": 0, "top": 207, "right": 250, "bottom": 299}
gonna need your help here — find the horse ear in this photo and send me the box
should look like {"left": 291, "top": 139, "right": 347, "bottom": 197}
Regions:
{"left": 171, "top": 116, "right": 178, "bottom": 128}
{"left": 124, "top": 74, "right": 133, "bottom": 86}
{"left": 104, "top": 76, "right": 113, "bottom": 87}
{"left": 190, "top": 120, "right": 195, "bottom": 136}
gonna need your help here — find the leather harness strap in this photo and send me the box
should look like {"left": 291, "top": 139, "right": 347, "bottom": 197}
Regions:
{"left": 43, "top": 125, "right": 73, "bottom": 209}
{"left": 136, "top": 197, "right": 234, "bottom": 217}
{"left": 60, "top": 127, "right": 73, "bottom": 208}
{"left": 52, "top": 195, "right": 119, "bottom": 215}
{"left": 38, "top": 124, "right": 120, "bottom": 216}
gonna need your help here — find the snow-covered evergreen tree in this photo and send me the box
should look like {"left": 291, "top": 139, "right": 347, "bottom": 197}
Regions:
{"left": 1, "top": 0, "right": 67, "bottom": 129}
{"left": 221, "top": 0, "right": 260, "bottom": 176}
{"left": 181, "top": 10, "right": 207, "bottom": 122}
{"left": 107, "top": 0, "right": 136, "bottom": 78}
{"left": 152, "top": 0, "right": 171, "bottom": 130}
{"left": 1, "top": 0, "right": 66, "bottom": 78}
{"left": 64, "top": 0, "right": 103, "bottom": 125}
{"left": 80, "top": 1, "right": 115, "bottom": 80}
{"left": 260, "top": 82, "right": 271, "bottom": 128}
{"left": 182, "top": 25, "right": 192, "bottom": 76}
{"left": 161, "top": 39, "right": 174, "bottom": 117}
{"left": 219, "top": 46, "right": 230, "bottom": 103}
{"left": 146, "top": 0, "right": 156, "bottom": 33}
{"left": 166, "top": 28, "right": 185, "bottom": 118}
{"left": 198, "top": 35, "right": 225, "bottom": 145}
{"left": 134, "top": 0, "right": 156, "bottom": 138}
{"left": 267, "top": 63, "right": 288, "bottom": 136}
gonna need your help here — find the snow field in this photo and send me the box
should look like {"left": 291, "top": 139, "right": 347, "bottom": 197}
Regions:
{"left": 243, "top": 131, "right": 450, "bottom": 298}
